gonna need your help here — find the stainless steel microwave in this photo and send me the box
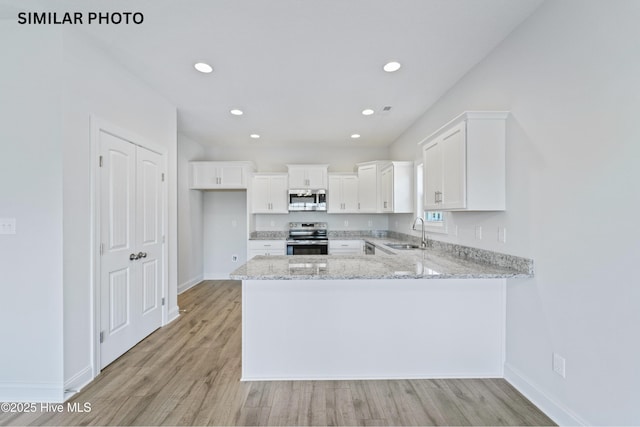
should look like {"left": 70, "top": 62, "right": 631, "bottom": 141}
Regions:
{"left": 288, "top": 189, "right": 327, "bottom": 211}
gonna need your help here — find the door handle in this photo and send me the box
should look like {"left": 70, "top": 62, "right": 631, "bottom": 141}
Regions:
{"left": 138, "top": 252, "right": 147, "bottom": 259}
{"left": 130, "top": 253, "right": 138, "bottom": 261}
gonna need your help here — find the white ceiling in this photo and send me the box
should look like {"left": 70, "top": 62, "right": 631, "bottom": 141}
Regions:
{"left": 9, "top": 0, "right": 543, "bottom": 148}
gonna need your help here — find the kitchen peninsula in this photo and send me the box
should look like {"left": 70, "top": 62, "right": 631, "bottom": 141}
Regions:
{"left": 231, "top": 237, "right": 533, "bottom": 381}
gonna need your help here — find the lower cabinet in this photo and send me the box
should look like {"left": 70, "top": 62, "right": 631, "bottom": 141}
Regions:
{"left": 329, "top": 240, "right": 363, "bottom": 255}
{"left": 247, "top": 240, "right": 286, "bottom": 260}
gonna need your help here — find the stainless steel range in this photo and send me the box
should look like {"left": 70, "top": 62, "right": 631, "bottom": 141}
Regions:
{"left": 286, "top": 222, "right": 328, "bottom": 255}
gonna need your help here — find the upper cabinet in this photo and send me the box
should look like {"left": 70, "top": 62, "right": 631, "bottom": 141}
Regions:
{"left": 251, "top": 173, "right": 289, "bottom": 214}
{"left": 380, "top": 161, "right": 414, "bottom": 213}
{"left": 327, "top": 173, "right": 359, "bottom": 213}
{"left": 287, "top": 164, "right": 328, "bottom": 189}
{"left": 355, "top": 162, "right": 381, "bottom": 213}
{"left": 356, "top": 161, "right": 413, "bottom": 213}
{"left": 190, "top": 161, "right": 254, "bottom": 190}
{"left": 420, "top": 111, "right": 508, "bottom": 211}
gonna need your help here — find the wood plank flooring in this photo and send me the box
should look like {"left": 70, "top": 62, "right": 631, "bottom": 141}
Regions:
{"left": 0, "top": 280, "right": 555, "bottom": 426}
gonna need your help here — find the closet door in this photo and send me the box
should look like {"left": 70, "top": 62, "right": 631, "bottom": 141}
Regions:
{"left": 99, "top": 131, "right": 163, "bottom": 369}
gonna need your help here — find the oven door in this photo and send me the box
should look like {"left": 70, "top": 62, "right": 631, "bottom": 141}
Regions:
{"left": 286, "top": 241, "right": 329, "bottom": 255}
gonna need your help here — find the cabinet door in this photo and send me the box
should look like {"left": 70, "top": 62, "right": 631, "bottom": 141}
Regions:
{"left": 288, "top": 167, "right": 307, "bottom": 188}
{"left": 341, "top": 175, "right": 359, "bottom": 212}
{"left": 269, "top": 175, "right": 289, "bottom": 213}
{"left": 357, "top": 164, "right": 378, "bottom": 213}
{"left": 251, "top": 175, "right": 272, "bottom": 213}
{"left": 381, "top": 166, "right": 393, "bottom": 212}
{"left": 306, "top": 167, "right": 327, "bottom": 189}
{"left": 327, "top": 175, "right": 343, "bottom": 213}
{"left": 191, "top": 162, "right": 218, "bottom": 188}
{"left": 441, "top": 122, "right": 466, "bottom": 209}
{"left": 219, "top": 165, "right": 245, "bottom": 187}
{"left": 423, "top": 141, "right": 442, "bottom": 210}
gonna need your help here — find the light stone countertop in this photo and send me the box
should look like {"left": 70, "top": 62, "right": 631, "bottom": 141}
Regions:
{"left": 233, "top": 234, "right": 533, "bottom": 280}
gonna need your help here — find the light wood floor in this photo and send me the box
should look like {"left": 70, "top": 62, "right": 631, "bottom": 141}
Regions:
{"left": 0, "top": 280, "right": 555, "bottom": 426}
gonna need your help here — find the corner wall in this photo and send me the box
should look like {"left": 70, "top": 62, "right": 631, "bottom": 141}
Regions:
{"left": 389, "top": 1, "right": 640, "bottom": 424}
{"left": 178, "top": 134, "right": 205, "bottom": 292}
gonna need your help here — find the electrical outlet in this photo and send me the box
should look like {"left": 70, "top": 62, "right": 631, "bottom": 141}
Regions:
{"left": 231, "top": 219, "right": 237, "bottom": 227}
{"left": 552, "top": 353, "right": 566, "bottom": 378}
{"left": 231, "top": 255, "right": 238, "bottom": 262}
{"left": 344, "top": 220, "right": 349, "bottom": 227}
{"left": 367, "top": 220, "right": 373, "bottom": 228}
{"left": 452, "top": 225, "right": 458, "bottom": 236}
{"left": 270, "top": 220, "right": 275, "bottom": 227}
{"left": 498, "top": 227, "right": 507, "bottom": 243}
{"left": 0, "top": 218, "right": 16, "bottom": 235}
{"left": 475, "top": 226, "right": 482, "bottom": 240}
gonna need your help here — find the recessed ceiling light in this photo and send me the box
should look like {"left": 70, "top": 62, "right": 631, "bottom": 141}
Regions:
{"left": 362, "top": 109, "right": 374, "bottom": 116}
{"left": 230, "top": 109, "right": 244, "bottom": 116}
{"left": 383, "top": 61, "right": 401, "bottom": 72}
{"left": 351, "top": 134, "right": 361, "bottom": 139}
{"left": 250, "top": 134, "right": 260, "bottom": 139}
{"left": 194, "top": 62, "right": 213, "bottom": 73}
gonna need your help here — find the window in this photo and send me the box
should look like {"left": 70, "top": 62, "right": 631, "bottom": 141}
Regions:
{"left": 416, "top": 163, "right": 447, "bottom": 234}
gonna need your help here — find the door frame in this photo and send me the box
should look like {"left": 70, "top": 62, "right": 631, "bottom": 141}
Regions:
{"left": 90, "top": 116, "right": 169, "bottom": 377}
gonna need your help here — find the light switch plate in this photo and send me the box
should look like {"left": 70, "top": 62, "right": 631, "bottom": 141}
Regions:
{"left": 0, "top": 218, "right": 16, "bottom": 235}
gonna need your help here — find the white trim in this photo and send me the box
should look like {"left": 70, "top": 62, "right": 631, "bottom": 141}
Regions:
{"left": 167, "top": 307, "right": 180, "bottom": 324}
{"left": 63, "top": 366, "right": 92, "bottom": 401}
{"left": 241, "top": 373, "right": 503, "bottom": 382}
{"left": 504, "top": 363, "right": 589, "bottom": 426}
{"left": 0, "top": 382, "right": 64, "bottom": 403}
{"left": 90, "top": 115, "right": 170, "bottom": 377}
{"left": 178, "top": 275, "right": 203, "bottom": 294}
{"left": 204, "top": 274, "right": 236, "bottom": 280}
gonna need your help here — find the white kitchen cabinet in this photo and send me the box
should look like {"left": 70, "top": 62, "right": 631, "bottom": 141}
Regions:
{"left": 190, "top": 161, "right": 254, "bottom": 189}
{"left": 356, "top": 162, "right": 381, "bottom": 213}
{"left": 251, "top": 174, "right": 289, "bottom": 214}
{"left": 247, "top": 240, "right": 286, "bottom": 260}
{"left": 380, "top": 161, "right": 414, "bottom": 213}
{"left": 329, "top": 240, "right": 363, "bottom": 255}
{"left": 420, "top": 111, "right": 508, "bottom": 211}
{"left": 287, "top": 164, "right": 328, "bottom": 189}
{"left": 327, "top": 174, "right": 359, "bottom": 213}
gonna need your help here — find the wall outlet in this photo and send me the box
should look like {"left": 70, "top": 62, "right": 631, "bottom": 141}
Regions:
{"left": 552, "top": 353, "right": 566, "bottom": 378}
{"left": 475, "top": 226, "right": 482, "bottom": 240}
{"left": 231, "top": 219, "right": 237, "bottom": 227}
{"left": 270, "top": 220, "right": 275, "bottom": 227}
{"left": 344, "top": 220, "right": 349, "bottom": 227}
{"left": 0, "top": 218, "right": 16, "bottom": 235}
{"left": 367, "top": 220, "right": 373, "bottom": 228}
{"left": 452, "top": 225, "right": 458, "bottom": 236}
{"left": 498, "top": 227, "right": 507, "bottom": 243}
{"left": 231, "top": 255, "right": 238, "bottom": 262}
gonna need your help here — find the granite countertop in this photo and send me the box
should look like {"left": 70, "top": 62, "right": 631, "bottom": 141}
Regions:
{"left": 232, "top": 234, "right": 533, "bottom": 280}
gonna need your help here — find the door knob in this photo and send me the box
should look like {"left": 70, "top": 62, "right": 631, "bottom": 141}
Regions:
{"left": 138, "top": 252, "right": 147, "bottom": 259}
{"left": 130, "top": 253, "right": 138, "bottom": 261}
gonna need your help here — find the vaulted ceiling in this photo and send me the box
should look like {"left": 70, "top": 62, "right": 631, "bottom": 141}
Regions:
{"left": 7, "top": 0, "right": 543, "bottom": 147}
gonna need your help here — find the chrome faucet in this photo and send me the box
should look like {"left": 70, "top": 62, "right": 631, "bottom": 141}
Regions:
{"left": 412, "top": 217, "right": 428, "bottom": 249}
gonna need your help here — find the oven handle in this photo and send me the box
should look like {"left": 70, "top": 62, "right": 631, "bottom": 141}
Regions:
{"left": 286, "top": 240, "right": 329, "bottom": 246}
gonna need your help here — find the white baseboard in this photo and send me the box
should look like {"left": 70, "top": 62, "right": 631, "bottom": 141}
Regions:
{"left": 203, "top": 274, "right": 235, "bottom": 280}
{"left": 178, "top": 275, "right": 203, "bottom": 294}
{"left": 504, "top": 363, "right": 588, "bottom": 426}
{"left": 0, "top": 382, "right": 64, "bottom": 403}
{"left": 167, "top": 306, "right": 180, "bottom": 324}
{"left": 63, "top": 366, "right": 93, "bottom": 401}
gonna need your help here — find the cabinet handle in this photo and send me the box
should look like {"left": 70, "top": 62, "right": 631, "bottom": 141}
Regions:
{"left": 358, "top": 202, "right": 360, "bottom": 210}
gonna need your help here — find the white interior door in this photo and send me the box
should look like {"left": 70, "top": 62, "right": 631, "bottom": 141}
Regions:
{"left": 99, "top": 130, "right": 164, "bottom": 369}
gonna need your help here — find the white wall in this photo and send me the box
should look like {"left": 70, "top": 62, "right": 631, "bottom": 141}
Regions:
{"left": 178, "top": 135, "right": 205, "bottom": 293}
{"left": 0, "top": 22, "right": 65, "bottom": 402}
{"left": 0, "top": 21, "right": 178, "bottom": 402}
{"left": 203, "top": 191, "right": 248, "bottom": 279}
{"left": 255, "top": 212, "right": 388, "bottom": 232}
{"left": 389, "top": 1, "right": 640, "bottom": 424}
{"left": 206, "top": 144, "right": 389, "bottom": 173}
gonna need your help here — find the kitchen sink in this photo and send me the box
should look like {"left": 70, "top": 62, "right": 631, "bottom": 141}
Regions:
{"left": 385, "top": 243, "right": 421, "bottom": 250}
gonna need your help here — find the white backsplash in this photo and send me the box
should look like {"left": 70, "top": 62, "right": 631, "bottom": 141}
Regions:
{"left": 254, "top": 212, "right": 389, "bottom": 231}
